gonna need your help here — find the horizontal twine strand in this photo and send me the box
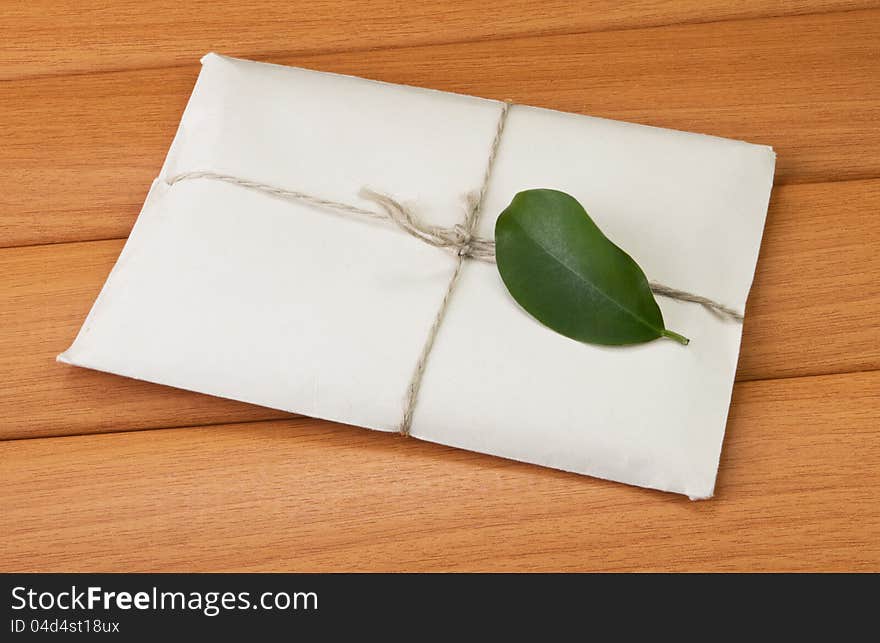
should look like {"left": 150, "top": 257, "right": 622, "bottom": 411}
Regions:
{"left": 166, "top": 169, "right": 744, "bottom": 323}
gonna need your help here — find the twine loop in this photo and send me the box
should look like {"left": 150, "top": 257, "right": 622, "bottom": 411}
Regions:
{"left": 357, "top": 188, "right": 495, "bottom": 262}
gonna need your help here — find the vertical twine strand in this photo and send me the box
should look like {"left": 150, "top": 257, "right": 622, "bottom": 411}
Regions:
{"left": 398, "top": 101, "right": 511, "bottom": 436}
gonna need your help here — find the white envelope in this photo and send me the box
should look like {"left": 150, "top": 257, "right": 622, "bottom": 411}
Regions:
{"left": 59, "top": 53, "right": 775, "bottom": 499}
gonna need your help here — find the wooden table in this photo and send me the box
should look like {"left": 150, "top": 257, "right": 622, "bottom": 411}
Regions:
{"left": 1, "top": 1, "right": 878, "bottom": 572}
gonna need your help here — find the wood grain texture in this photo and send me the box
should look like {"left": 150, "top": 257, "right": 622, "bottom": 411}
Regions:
{"left": 2, "top": 179, "right": 877, "bottom": 441}
{"left": 0, "top": 240, "right": 291, "bottom": 441}
{"left": 737, "top": 179, "right": 880, "bottom": 380}
{"left": 2, "top": 370, "right": 877, "bottom": 572}
{"left": 3, "top": 10, "right": 880, "bottom": 248}
{"left": 2, "top": 3, "right": 879, "bottom": 572}
{"left": 1, "top": 0, "right": 874, "bottom": 80}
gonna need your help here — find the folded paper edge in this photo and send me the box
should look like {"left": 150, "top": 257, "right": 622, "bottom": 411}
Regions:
{"left": 203, "top": 52, "right": 778, "bottom": 154}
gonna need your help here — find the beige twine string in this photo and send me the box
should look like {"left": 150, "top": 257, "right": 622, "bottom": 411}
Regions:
{"left": 166, "top": 100, "right": 744, "bottom": 436}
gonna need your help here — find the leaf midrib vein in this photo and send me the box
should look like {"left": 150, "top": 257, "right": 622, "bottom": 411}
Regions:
{"left": 509, "top": 219, "right": 659, "bottom": 334}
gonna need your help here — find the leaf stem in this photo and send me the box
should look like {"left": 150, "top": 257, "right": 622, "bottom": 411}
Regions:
{"left": 662, "top": 329, "right": 690, "bottom": 345}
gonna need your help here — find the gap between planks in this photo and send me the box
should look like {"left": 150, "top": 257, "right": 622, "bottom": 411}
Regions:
{"left": 3, "top": 9, "right": 880, "bottom": 248}
{"left": 0, "top": 173, "right": 873, "bottom": 253}
{"left": 1, "top": 366, "right": 879, "bottom": 445}
{"left": 1, "top": 369, "right": 877, "bottom": 571}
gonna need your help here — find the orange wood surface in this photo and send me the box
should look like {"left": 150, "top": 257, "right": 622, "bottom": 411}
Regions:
{"left": 1, "top": 1, "right": 878, "bottom": 571}
{"left": 2, "top": 371, "right": 878, "bottom": 572}
{"left": 5, "top": 10, "right": 880, "bottom": 248}
{"left": 2, "top": 1, "right": 875, "bottom": 80}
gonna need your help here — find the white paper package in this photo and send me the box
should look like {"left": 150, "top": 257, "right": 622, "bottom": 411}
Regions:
{"left": 59, "top": 53, "right": 775, "bottom": 499}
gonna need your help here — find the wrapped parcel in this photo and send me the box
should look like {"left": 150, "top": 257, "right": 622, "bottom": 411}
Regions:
{"left": 59, "top": 53, "right": 775, "bottom": 499}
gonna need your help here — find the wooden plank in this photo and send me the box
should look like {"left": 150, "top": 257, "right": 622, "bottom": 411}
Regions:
{"left": 1, "top": 1, "right": 874, "bottom": 80}
{"left": 0, "top": 240, "right": 291, "bottom": 441}
{"left": 1, "top": 178, "right": 877, "bottom": 441}
{"left": 2, "top": 370, "right": 877, "bottom": 572}
{"left": 738, "top": 179, "right": 880, "bottom": 380}
{"left": 3, "top": 10, "right": 879, "bottom": 248}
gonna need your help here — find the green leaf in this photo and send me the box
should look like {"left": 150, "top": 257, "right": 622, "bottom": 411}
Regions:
{"left": 494, "top": 189, "right": 688, "bottom": 346}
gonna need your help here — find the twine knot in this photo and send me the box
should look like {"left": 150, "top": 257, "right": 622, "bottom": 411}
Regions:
{"left": 451, "top": 225, "right": 472, "bottom": 257}
{"left": 357, "top": 189, "right": 496, "bottom": 263}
